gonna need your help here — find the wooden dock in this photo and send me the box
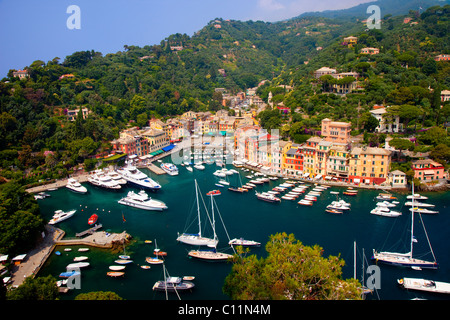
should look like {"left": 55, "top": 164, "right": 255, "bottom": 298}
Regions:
{"left": 75, "top": 224, "right": 102, "bottom": 237}
{"left": 145, "top": 163, "right": 166, "bottom": 175}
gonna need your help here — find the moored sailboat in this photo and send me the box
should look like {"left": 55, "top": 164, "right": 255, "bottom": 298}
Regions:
{"left": 372, "top": 183, "right": 438, "bottom": 269}
{"left": 177, "top": 180, "right": 219, "bottom": 247}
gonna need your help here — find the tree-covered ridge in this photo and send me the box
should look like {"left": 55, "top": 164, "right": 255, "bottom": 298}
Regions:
{"left": 0, "top": 5, "right": 449, "bottom": 186}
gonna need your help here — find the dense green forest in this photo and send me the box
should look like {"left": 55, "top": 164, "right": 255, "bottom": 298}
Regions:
{"left": 0, "top": 4, "right": 449, "bottom": 256}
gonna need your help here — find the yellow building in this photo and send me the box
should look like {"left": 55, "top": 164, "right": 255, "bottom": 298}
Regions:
{"left": 349, "top": 146, "right": 391, "bottom": 185}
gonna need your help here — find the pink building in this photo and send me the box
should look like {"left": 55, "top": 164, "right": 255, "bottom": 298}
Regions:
{"left": 412, "top": 159, "right": 447, "bottom": 181}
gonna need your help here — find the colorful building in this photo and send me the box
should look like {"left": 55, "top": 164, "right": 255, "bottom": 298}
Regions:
{"left": 349, "top": 146, "right": 391, "bottom": 185}
{"left": 412, "top": 159, "right": 447, "bottom": 181}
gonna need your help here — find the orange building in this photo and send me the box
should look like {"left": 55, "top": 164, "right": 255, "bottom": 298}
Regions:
{"left": 321, "top": 118, "right": 352, "bottom": 144}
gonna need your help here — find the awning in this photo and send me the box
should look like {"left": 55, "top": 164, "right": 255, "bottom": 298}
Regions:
{"left": 315, "top": 174, "right": 322, "bottom": 180}
{"left": 303, "top": 172, "right": 310, "bottom": 177}
{"left": 354, "top": 178, "right": 360, "bottom": 183}
{"left": 423, "top": 170, "right": 435, "bottom": 175}
{"left": 162, "top": 144, "right": 175, "bottom": 152}
{"left": 325, "top": 176, "right": 332, "bottom": 180}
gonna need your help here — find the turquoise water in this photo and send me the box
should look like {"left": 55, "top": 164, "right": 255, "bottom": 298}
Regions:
{"left": 36, "top": 161, "right": 450, "bottom": 300}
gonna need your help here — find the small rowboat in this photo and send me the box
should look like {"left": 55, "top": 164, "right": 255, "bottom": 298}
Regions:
{"left": 107, "top": 272, "right": 124, "bottom": 277}
{"left": 140, "top": 265, "right": 151, "bottom": 269}
{"left": 114, "top": 259, "right": 133, "bottom": 265}
{"left": 109, "top": 265, "right": 126, "bottom": 271}
{"left": 183, "top": 276, "right": 195, "bottom": 281}
{"left": 154, "top": 249, "right": 167, "bottom": 257}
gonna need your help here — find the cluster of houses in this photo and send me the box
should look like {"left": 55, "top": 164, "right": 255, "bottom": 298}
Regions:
{"left": 110, "top": 107, "right": 447, "bottom": 189}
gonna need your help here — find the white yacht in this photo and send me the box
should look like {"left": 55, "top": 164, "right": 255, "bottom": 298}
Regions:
{"left": 107, "top": 170, "right": 127, "bottom": 185}
{"left": 49, "top": 209, "right": 76, "bottom": 225}
{"left": 118, "top": 190, "right": 167, "bottom": 211}
{"left": 116, "top": 164, "right": 161, "bottom": 191}
{"left": 160, "top": 163, "right": 179, "bottom": 175}
{"left": 66, "top": 178, "right": 87, "bottom": 194}
{"left": 88, "top": 171, "right": 121, "bottom": 190}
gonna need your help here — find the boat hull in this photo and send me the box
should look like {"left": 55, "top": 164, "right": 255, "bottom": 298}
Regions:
{"left": 372, "top": 252, "right": 438, "bottom": 269}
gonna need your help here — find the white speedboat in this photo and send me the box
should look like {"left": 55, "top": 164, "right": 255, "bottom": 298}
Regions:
{"left": 376, "top": 201, "right": 397, "bottom": 208}
{"left": 255, "top": 192, "right": 281, "bottom": 203}
{"left": 186, "top": 166, "right": 193, "bottom": 172}
{"left": 49, "top": 209, "right": 76, "bottom": 225}
{"left": 229, "top": 238, "right": 261, "bottom": 247}
{"left": 408, "top": 207, "right": 438, "bottom": 215}
{"left": 117, "top": 164, "right": 161, "bottom": 191}
{"left": 406, "top": 194, "right": 428, "bottom": 200}
{"left": 371, "top": 207, "right": 402, "bottom": 217}
{"left": 118, "top": 190, "right": 167, "bottom": 211}
{"left": 405, "top": 201, "right": 435, "bottom": 208}
{"left": 160, "top": 163, "right": 179, "bottom": 176}
{"left": 66, "top": 178, "right": 87, "bottom": 194}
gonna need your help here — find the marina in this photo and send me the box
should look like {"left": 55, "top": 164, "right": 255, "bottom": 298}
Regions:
{"left": 25, "top": 157, "right": 450, "bottom": 300}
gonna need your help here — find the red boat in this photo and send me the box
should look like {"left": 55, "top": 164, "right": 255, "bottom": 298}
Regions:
{"left": 206, "top": 190, "right": 221, "bottom": 196}
{"left": 88, "top": 214, "right": 98, "bottom": 225}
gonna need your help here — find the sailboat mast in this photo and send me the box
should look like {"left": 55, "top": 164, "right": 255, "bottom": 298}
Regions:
{"left": 210, "top": 194, "right": 217, "bottom": 244}
{"left": 195, "top": 180, "right": 201, "bottom": 238}
{"left": 354, "top": 241, "right": 357, "bottom": 280}
{"left": 410, "top": 182, "right": 415, "bottom": 259}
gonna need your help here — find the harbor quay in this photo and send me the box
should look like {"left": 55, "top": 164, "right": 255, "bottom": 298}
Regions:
{"left": 8, "top": 224, "right": 130, "bottom": 288}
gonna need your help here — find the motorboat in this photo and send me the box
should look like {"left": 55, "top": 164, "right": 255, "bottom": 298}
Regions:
{"left": 118, "top": 190, "right": 168, "bottom": 211}
{"left": 376, "top": 193, "right": 397, "bottom": 201}
{"left": 153, "top": 276, "right": 195, "bottom": 292}
{"left": 160, "top": 163, "right": 179, "bottom": 176}
{"left": 327, "top": 201, "right": 350, "bottom": 211}
{"left": 229, "top": 238, "right": 261, "bottom": 247}
{"left": 146, "top": 257, "right": 164, "bottom": 264}
{"left": 88, "top": 171, "right": 122, "bottom": 190}
{"left": 371, "top": 207, "right": 402, "bottom": 217}
{"left": 398, "top": 278, "right": 450, "bottom": 294}
{"left": 405, "top": 201, "right": 435, "bottom": 208}
{"left": 407, "top": 194, "right": 428, "bottom": 200}
{"left": 185, "top": 166, "right": 193, "bottom": 172}
{"left": 116, "top": 164, "right": 161, "bottom": 191}
{"left": 48, "top": 209, "right": 76, "bottom": 225}
{"left": 206, "top": 190, "right": 221, "bottom": 196}
{"left": 376, "top": 201, "right": 397, "bottom": 208}
{"left": 88, "top": 214, "right": 98, "bottom": 225}
{"left": 153, "top": 266, "right": 195, "bottom": 293}
{"left": 66, "top": 178, "right": 87, "bottom": 194}
{"left": 408, "top": 207, "right": 438, "bottom": 215}
{"left": 298, "top": 199, "right": 313, "bottom": 206}
{"left": 228, "top": 187, "right": 247, "bottom": 193}
{"left": 255, "top": 192, "right": 281, "bottom": 203}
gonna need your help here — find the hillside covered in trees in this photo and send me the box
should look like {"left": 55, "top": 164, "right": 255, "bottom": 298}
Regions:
{"left": 0, "top": 4, "right": 449, "bottom": 188}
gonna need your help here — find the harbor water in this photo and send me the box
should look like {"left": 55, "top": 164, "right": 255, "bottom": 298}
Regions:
{"left": 36, "top": 160, "right": 450, "bottom": 300}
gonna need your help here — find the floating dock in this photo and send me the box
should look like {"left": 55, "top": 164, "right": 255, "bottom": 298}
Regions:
{"left": 75, "top": 224, "right": 103, "bottom": 237}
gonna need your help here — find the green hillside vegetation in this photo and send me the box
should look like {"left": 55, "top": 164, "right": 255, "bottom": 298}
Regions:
{"left": 0, "top": 5, "right": 449, "bottom": 187}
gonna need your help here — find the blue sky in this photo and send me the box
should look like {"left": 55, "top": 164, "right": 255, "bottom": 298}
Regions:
{"left": 0, "top": 0, "right": 373, "bottom": 78}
